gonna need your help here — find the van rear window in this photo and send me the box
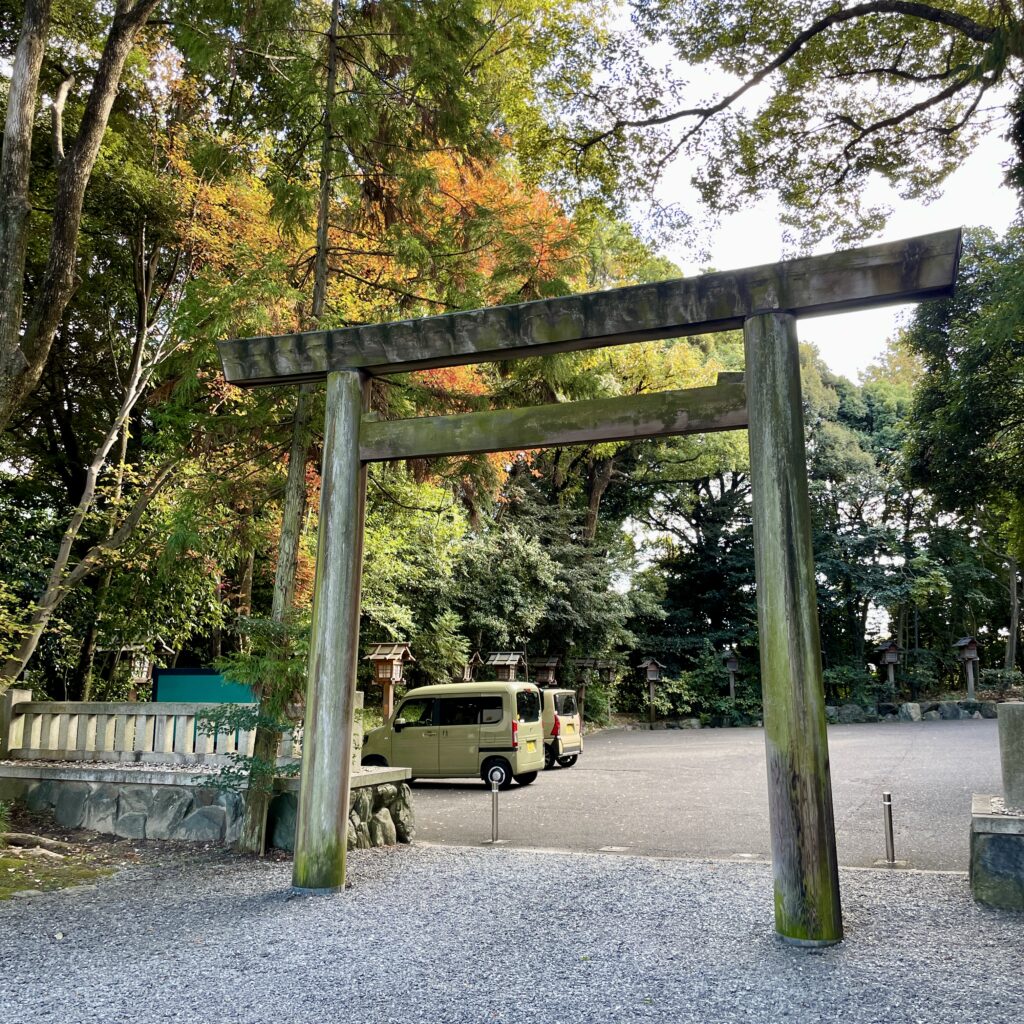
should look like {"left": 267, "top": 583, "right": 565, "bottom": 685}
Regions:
{"left": 555, "top": 693, "right": 578, "bottom": 717}
{"left": 516, "top": 689, "right": 541, "bottom": 722}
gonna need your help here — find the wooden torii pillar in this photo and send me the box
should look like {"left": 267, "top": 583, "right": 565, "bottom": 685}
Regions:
{"left": 218, "top": 229, "right": 961, "bottom": 943}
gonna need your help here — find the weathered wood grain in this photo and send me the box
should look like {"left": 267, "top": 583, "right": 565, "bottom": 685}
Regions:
{"left": 744, "top": 311, "right": 843, "bottom": 946}
{"left": 359, "top": 380, "right": 748, "bottom": 462}
{"left": 218, "top": 229, "right": 961, "bottom": 386}
{"left": 292, "top": 369, "right": 369, "bottom": 892}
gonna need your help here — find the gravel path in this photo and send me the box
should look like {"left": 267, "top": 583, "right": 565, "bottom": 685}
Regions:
{"left": 1, "top": 844, "right": 1020, "bottom": 1024}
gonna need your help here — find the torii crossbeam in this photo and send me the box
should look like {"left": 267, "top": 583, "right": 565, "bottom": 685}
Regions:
{"left": 219, "top": 229, "right": 961, "bottom": 945}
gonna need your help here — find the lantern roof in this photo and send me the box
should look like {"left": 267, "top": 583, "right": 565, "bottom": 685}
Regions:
{"left": 952, "top": 637, "right": 977, "bottom": 649}
{"left": 365, "top": 642, "right": 415, "bottom": 663}
{"left": 532, "top": 656, "right": 560, "bottom": 669}
{"left": 486, "top": 651, "right": 525, "bottom": 667}
{"left": 722, "top": 648, "right": 740, "bottom": 661}
{"left": 638, "top": 657, "right": 666, "bottom": 670}
{"left": 874, "top": 640, "right": 903, "bottom": 653}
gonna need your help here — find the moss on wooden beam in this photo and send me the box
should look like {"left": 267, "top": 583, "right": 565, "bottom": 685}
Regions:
{"left": 359, "top": 381, "right": 748, "bottom": 462}
{"left": 218, "top": 230, "right": 961, "bottom": 386}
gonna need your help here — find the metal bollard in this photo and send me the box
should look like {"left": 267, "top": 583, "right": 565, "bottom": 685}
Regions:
{"left": 491, "top": 779, "right": 500, "bottom": 842}
{"left": 882, "top": 791, "right": 895, "bottom": 864}
{"left": 486, "top": 766, "right": 503, "bottom": 843}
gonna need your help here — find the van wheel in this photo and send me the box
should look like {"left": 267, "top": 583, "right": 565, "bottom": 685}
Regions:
{"left": 481, "top": 759, "right": 512, "bottom": 789}
{"left": 544, "top": 747, "right": 557, "bottom": 770}
{"left": 362, "top": 755, "right": 388, "bottom": 768}
{"left": 557, "top": 755, "right": 578, "bottom": 768}
{"left": 514, "top": 771, "right": 538, "bottom": 786}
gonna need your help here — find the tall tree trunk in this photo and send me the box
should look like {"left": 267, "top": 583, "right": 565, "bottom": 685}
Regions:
{"left": 0, "top": 0, "right": 161, "bottom": 433}
{"left": 1007, "top": 556, "right": 1020, "bottom": 672}
{"left": 583, "top": 456, "right": 614, "bottom": 545}
{"left": 0, "top": 0, "right": 51, "bottom": 400}
{"left": 236, "top": 0, "right": 339, "bottom": 856}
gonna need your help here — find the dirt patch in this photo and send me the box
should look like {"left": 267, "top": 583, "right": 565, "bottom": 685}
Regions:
{"left": 0, "top": 804, "right": 289, "bottom": 900}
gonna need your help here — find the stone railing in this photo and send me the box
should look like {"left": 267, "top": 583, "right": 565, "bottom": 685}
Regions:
{"left": 0, "top": 688, "right": 304, "bottom": 766}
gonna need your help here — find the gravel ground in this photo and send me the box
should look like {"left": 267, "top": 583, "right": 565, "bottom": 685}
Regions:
{"left": 0, "top": 844, "right": 1020, "bottom": 1024}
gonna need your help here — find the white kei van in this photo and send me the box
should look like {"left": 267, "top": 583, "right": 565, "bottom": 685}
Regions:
{"left": 361, "top": 681, "right": 545, "bottom": 787}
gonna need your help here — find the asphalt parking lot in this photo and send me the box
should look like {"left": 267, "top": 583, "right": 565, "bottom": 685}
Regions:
{"left": 410, "top": 720, "right": 1001, "bottom": 869}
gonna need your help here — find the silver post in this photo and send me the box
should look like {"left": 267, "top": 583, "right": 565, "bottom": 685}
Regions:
{"left": 883, "top": 792, "right": 895, "bottom": 864}
{"left": 490, "top": 778, "right": 500, "bottom": 842}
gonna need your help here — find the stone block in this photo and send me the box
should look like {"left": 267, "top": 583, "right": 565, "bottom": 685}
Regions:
{"left": 862, "top": 708, "right": 880, "bottom": 723}
{"left": 922, "top": 710, "right": 940, "bottom": 721}
{"left": 981, "top": 702, "right": 999, "bottom": 719}
{"left": 175, "top": 805, "right": 226, "bottom": 842}
{"left": 268, "top": 792, "right": 297, "bottom": 852}
{"left": 392, "top": 799, "right": 415, "bottom": 844}
{"left": 356, "top": 822, "right": 371, "bottom": 849}
{"left": 368, "top": 808, "right": 397, "bottom": 847}
{"left": 145, "top": 788, "right": 193, "bottom": 840}
{"left": 114, "top": 812, "right": 147, "bottom": 839}
{"left": 959, "top": 700, "right": 982, "bottom": 716}
{"left": 353, "top": 787, "right": 373, "bottom": 823}
{"left": 971, "top": 820, "right": 1024, "bottom": 911}
{"left": 878, "top": 703, "right": 898, "bottom": 718}
{"left": 998, "top": 703, "right": 1024, "bottom": 811}
{"left": 374, "top": 784, "right": 398, "bottom": 809}
{"left": 838, "top": 704, "right": 866, "bottom": 724}
{"left": 824, "top": 706, "right": 838, "bottom": 724}
{"left": 118, "top": 786, "right": 152, "bottom": 815}
{"left": 680, "top": 718, "right": 702, "bottom": 729}
{"left": 24, "top": 780, "right": 55, "bottom": 813}
{"left": 938, "top": 701, "right": 961, "bottom": 720}
{"left": 83, "top": 784, "right": 120, "bottom": 832}
{"left": 898, "top": 702, "right": 922, "bottom": 722}
{"left": 919, "top": 701, "right": 939, "bottom": 714}
{"left": 347, "top": 818, "right": 357, "bottom": 850}
{"left": 53, "top": 783, "right": 90, "bottom": 829}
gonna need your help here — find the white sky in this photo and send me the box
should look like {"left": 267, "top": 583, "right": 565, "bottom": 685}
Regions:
{"left": 661, "top": 129, "right": 1018, "bottom": 381}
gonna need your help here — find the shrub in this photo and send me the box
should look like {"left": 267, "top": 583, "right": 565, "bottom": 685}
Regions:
{"left": 980, "top": 668, "right": 1023, "bottom": 695}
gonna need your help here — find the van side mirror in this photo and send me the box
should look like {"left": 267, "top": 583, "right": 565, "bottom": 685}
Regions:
{"left": 393, "top": 718, "right": 407, "bottom": 732}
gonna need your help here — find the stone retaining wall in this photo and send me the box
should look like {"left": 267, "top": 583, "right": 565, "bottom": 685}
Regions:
{"left": 0, "top": 764, "right": 413, "bottom": 851}
{"left": 267, "top": 783, "right": 414, "bottom": 852}
{"left": 826, "top": 700, "right": 1000, "bottom": 724}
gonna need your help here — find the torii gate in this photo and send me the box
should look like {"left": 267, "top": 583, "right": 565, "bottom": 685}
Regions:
{"left": 218, "top": 229, "right": 961, "bottom": 945}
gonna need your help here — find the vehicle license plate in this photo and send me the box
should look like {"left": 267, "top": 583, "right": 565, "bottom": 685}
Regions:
{"left": 527, "top": 740, "right": 536, "bottom": 752}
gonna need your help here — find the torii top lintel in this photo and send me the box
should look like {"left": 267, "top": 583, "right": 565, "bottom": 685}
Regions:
{"left": 218, "top": 229, "right": 961, "bottom": 387}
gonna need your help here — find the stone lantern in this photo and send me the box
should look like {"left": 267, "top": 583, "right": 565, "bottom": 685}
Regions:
{"left": 365, "top": 642, "right": 414, "bottom": 719}
{"left": 485, "top": 651, "right": 525, "bottom": 682}
{"left": 462, "top": 651, "right": 484, "bottom": 682}
{"left": 874, "top": 640, "right": 903, "bottom": 691}
{"left": 638, "top": 657, "right": 666, "bottom": 730}
{"left": 533, "top": 657, "right": 559, "bottom": 687}
{"left": 722, "top": 649, "right": 740, "bottom": 701}
{"left": 953, "top": 637, "right": 980, "bottom": 701}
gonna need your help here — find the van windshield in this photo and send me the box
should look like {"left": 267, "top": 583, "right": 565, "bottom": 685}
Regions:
{"left": 516, "top": 689, "right": 541, "bottom": 722}
{"left": 555, "top": 693, "right": 578, "bottom": 717}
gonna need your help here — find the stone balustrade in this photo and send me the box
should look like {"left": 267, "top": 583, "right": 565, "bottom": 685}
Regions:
{"left": 0, "top": 688, "right": 304, "bottom": 767}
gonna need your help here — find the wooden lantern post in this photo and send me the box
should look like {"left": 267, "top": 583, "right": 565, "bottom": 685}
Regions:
{"left": 462, "top": 651, "right": 484, "bottom": 682}
{"left": 485, "top": 652, "right": 525, "bottom": 682}
{"left": 533, "top": 657, "right": 559, "bottom": 688}
{"left": 365, "top": 643, "right": 414, "bottom": 719}
{"left": 953, "top": 638, "right": 980, "bottom": 701}
{"left": 874, "top": 640, "right": 903, "bottom": 691}
{"left": 723, "top": 649, "right": 740, "bottom": 701}
{"left": 638, "top": 658, "right": 665, "bottom": 730}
